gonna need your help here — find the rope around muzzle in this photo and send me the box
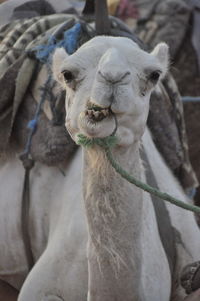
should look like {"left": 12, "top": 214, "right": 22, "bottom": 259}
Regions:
{"left": 77, "top": 133, "right": 200, "bottom": 214}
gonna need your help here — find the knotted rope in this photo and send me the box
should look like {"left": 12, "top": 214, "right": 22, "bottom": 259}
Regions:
{"left": 77, "top": 133, "right": 200, "bottom": 214}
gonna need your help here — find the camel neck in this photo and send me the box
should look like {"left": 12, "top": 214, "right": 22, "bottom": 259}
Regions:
{"left": 82, "top": 144, "right": 144, "bottom": 301}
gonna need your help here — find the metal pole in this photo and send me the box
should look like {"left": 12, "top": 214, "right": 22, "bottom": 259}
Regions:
{"left": 95, "top": 0, "right": 110, "bottom": 35}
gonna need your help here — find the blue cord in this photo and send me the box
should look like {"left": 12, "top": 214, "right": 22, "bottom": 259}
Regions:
{"left": 23, "top": 74, "right": 52, "bottom": 155}
{"left": 27, "top": 119, "right": 37, "bottom": 131}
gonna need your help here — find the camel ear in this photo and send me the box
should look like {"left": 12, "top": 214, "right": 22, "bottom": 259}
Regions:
{"left": 52, "top": 47, "right": 68, "bottom": 86}
{"left": 151, "top": 43, "right": 169, "bottom": 78}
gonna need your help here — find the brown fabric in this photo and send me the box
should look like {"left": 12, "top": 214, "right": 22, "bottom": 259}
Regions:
{"left": 192, "top": 265, "right": 200, "bottom": 292}
{"left": 135, "top": 0, "right": 191, "bottom": 58}
{"left": 0, "top": 55, "right": 25, "bottom": 152}
{"left": 0, "top": 279, "right": 19, "bottom": 301}
{"left": 191, "top": 9, "right": 200, "bottom": 74}
{"left": 181, "top": 261, "right": 200, "bottom": 294}
{"left": 183, "top": 103, "right": 200, "bottom": 206}
{"left": 148, "top": 87, "right": 184, "bottom": 171}
{"left": 168, "top": 14, "right": 200, "bottom": 203}
{"left": 162, "top": 75, "right": 198, "bottom": 190}
{"left": 0, "top": 55, "right": 37, "bottom": 154}
{"left": 12, "top": 89, "right": 77, "bottom": 166}
{"left": 133, "top": 0, "right": 198, "bottom": 192}
{"left": 0, "top": 16, "right": 77, "bottom": 166}
{"left": 147, "top": 75, "right": 198, "bottom": 191}
{"left": 11, "top": 57, "right": 36, "bottom": 135}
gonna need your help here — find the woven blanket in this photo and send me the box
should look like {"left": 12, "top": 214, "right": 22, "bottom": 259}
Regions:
{"left": 0, "top": 14, "right": 80, "bottom": 161}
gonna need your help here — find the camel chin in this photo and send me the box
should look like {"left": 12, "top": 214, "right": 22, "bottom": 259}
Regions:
{"left": 77, "top": 109, "right": 116, "bottom": 139}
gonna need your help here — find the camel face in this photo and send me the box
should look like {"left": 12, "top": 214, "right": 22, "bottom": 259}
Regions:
{"left": 53, "top": 36, "right": 169, "bottom": 143}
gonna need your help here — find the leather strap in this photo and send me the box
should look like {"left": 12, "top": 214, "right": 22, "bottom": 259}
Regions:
{"left": 20, "top": 154, "right": 35, "bottom": 271}
{"left": 82, "top": 0, "right": 110, "bottom": 34}
{"left": 95, "top": 0, "right": 110, "bottom": 35}
{"left": 141, "top": 149, "right": 176, "bottom": 277}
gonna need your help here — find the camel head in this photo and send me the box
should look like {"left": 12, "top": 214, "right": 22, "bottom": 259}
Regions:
{"left": 53, "top": 36, "right": 169, "bottom": 146}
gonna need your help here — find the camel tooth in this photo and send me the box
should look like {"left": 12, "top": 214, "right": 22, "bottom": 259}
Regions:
{"left": 102, "top": 109, "right": 109, "bottom": 116}
{"left": 190, "top": 267, "right": 197, "bottom": 273}
{"left": 88, "top": 110, "right": 92, "bottom": 116}
{"left": 94, "top": 111, "right": 100, "bottom": 118}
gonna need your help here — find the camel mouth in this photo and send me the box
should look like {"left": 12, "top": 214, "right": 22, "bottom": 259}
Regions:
{"left": 85, "top": 103, "right": 111, "bottom": 122}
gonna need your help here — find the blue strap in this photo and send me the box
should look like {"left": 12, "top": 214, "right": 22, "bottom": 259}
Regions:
{"left": 35, "top": 22, "right": 82, "bottom": 63}
{"left": 60, "top": 23, "right": 82, "bottom": 55}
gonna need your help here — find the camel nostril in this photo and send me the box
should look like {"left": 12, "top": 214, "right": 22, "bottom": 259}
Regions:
{"left": 98, "top": 70, "right": 131, "bottom": 84}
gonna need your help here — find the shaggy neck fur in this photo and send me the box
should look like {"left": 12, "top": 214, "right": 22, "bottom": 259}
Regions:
{"left": 82, "top": 142, "right": 145, "bottom": 301}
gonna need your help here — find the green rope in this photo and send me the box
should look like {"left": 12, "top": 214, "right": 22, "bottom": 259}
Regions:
{"left": 77, "top": 133, "right": 200, "bottom": 214}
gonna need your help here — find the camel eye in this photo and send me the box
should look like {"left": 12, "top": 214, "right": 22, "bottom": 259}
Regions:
{"left": 149, "top": 70, "right": 161, "bottom": 83}
{"left": 62, "top": 70, "right": 75, "bottom": 83}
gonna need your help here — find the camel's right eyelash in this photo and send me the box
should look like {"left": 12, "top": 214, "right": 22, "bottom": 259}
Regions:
{"left": 62, "top": 70, "right": 85, "bottom": 91}
{"left": 62, "top": 70, "right": 75, "bottom": 83}
{"left": 148, "top": 70, "right": 161, "bottom": 83}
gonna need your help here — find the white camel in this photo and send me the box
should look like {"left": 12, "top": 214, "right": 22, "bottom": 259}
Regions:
{"left": 0, "top": 36, "right": 200, "bottom": 301}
